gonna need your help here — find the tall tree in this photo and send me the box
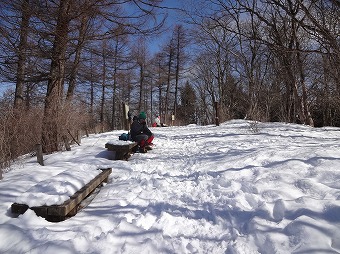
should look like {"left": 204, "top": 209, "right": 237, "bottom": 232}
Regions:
{"left": 151, "top": 52, "right": 167, "bottom": 122}
{"left": 164, "top": 37, "right": 176, "bottom": 121}
{"left": 110, "top": 29, "right": 130, "bottom": 130}
{"left": 172, "top": 25, "right": 187, "bottom": 118}
{"left": 133, "top": 38, "right": 148, "bottom": 112}
{"left": 66, "top": 2, "right": 94, "bottom": 101}
{"left": 42, "top": 0, "right": 72, "bottom": 153}
{"left": 178, "top": 81, "right": 197, "bottom": 124}
{"left": 15, "top": 0, "right": 31, "bottom": 108}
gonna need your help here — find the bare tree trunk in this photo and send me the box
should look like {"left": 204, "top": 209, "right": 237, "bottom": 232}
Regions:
{"left": 14, "top": 0, "right": 30, "bottom": 108}
{"left": 296, "top": 40, "right": 314, "bottom": 126}
{"left": 111, "top": 41, "right": 118, "bottom": 130}
{"left": 138, "top": 63, "right": 144, "bottom": 111}
{"left": 90, "top": 52, "right": 95, "bottom": 116}
{"left": 66, "top": 14, "right": 89, "bottom": 101}
{"left": 134, "top": 38, "right": 147, "bottom": 112}
{"left": 173, "top": 25, "right": 185, "bottom": 117}
{"left": 153, "top": 52, "right": 165, "bottom": 122}
{"left": 100, "top": 84, "right": 105, "bottom": 131}
{"left": 42, "top": 0, "right": 71, "bottom": 153}
{"left": 100, "top": 43, "right": 107, "bottom": 129}
{"left": 165, "top": 40, "right": 174, "bottom": 122}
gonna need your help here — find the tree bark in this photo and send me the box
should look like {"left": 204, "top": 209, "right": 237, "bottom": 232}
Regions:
{"left": 14, "top": 0, "right": 30, "bottom": 109}
{"left": 66, "top": 14, "right": 89, "bottom": 101}
{"left": 42, "top": 0, "right": 72, "bottom": 153}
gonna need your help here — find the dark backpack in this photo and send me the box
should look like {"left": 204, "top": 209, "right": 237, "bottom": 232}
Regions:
{"left": 118, "top": 133, "right": 130, "bottom": 141}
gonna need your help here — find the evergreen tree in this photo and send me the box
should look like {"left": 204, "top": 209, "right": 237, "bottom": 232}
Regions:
{"left": 178, "top": 81, "right": 197, "bottom": 125}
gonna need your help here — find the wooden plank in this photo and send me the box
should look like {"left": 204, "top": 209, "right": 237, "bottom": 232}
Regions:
{"left": 105, "top": 142, "right": 137, "bottom": 152}
{"left": 11, "top": 168, "right": 112, "bottom": 220}
{"left": 32, "top": 206, "right": 49, "bottom": 218}
{"left": 11, "top": 203, "right": 29, "bottom": 214}
{"left": 105, "top": 142, "right": 137, "bottom": 160}
{"left": 47, "top": 168, "right": 112, "bottom": 216}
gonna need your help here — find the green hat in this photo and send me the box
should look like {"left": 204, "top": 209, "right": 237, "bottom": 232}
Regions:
{"left": 139, "top": 111, "right": 146, "bottom": 119}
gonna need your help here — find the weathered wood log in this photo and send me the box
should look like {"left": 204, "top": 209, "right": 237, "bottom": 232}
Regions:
{"left": 35, "top": 144, "right": 44, "bottom": 166}
{"left": 105, "top": 142, "right": 137, "bottom": 160}
{"left": 11, "top": 168, "right": 112, "bottom": 222}
{"left": 76, "top": 130, "right": 81, "bottom": 144}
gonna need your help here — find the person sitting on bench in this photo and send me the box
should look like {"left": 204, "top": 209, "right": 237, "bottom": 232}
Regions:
{"left": 130, "top": 111, "right": 154, "bottom": 153}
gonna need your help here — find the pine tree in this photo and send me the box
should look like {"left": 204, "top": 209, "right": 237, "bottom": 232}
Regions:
{"left": 178, "top": 81, "right": 197, "bottom": 125}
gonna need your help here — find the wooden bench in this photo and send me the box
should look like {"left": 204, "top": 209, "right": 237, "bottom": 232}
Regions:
{"left": 11, "top": 168, "right": 112, "bottom": 222}
{"left": 105, "top": 141, "right": 138, "bottom": 160}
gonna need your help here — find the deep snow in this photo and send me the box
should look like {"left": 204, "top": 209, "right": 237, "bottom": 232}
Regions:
{"left": 1, "top": 120, "right": 340, "bottom": 253}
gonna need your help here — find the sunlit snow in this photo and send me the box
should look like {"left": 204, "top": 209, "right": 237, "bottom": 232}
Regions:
{"left": 1, "top": 120, "right": 340, "bottom": 253}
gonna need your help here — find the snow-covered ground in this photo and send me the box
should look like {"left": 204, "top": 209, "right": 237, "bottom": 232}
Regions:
{"left": 1, "top": 120, "right": 340, "bottom": 254}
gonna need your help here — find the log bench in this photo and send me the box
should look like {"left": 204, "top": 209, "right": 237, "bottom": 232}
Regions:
{"left": 11, "top": 168, "right": 112, "bottom": 222}
{"left": 105, "top": 141, "right": 138, "bottom": 160}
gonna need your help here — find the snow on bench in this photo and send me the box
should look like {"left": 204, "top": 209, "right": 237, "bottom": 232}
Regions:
{"left": 11, "top": 166, "right": 112, "bottom": 222}
{"left": 105, "top": 140, "right": 137, "bottom": 160}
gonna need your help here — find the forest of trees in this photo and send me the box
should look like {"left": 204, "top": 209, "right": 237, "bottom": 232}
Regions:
{"left": 0, "top": 0, "right": 339, "bottom": 169}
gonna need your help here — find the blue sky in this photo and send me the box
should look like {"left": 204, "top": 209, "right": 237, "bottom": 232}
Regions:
{"left": 0, "top": 0, "right": 186, "bottom": 98}
{"left": 147, "top": 0, "right": 185, "bottom": 53}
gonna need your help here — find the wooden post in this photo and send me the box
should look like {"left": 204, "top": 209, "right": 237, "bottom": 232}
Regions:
{"left": 215, "top": 101, "right": 220, "bottom": 126}
{"left": 36, "top": 144, "right": 44, "bottom": 166}
{"left": 76, "top": 130, "right": 81, "bottom": 144}
{"left": 62, "top": 135, "right": 71, "bottom": 151}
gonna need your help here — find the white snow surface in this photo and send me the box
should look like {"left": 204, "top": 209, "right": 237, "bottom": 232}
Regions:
{"left": 15, "top": 164, "right": 101, "bottom": 207}
{"left": 1, "top": 120, "right": 340, "bottom": 254}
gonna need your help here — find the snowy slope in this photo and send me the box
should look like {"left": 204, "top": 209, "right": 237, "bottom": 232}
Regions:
{"left": 0, "top": 120, "right": 340, "bottom": 253}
